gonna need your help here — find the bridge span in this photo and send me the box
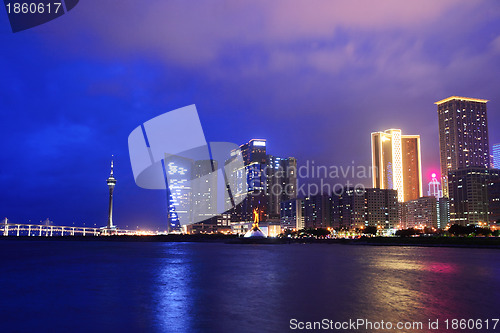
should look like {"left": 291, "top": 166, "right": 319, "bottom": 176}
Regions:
{"left": 1, "top": 223, "right": 138, "bottom": 237}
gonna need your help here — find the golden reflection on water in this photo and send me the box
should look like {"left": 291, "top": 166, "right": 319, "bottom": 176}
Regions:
{"left": 376, "top": 257, "right": 457, "bottom": 274}
{"left": 359, "top": 250, "right": 460, "bottom": 325}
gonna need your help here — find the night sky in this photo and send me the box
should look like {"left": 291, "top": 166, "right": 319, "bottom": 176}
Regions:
{"left": 1, "top": 1, "right": 500, "bottom": 230}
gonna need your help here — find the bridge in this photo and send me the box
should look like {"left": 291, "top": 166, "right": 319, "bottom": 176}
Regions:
{"left": 1, "top": 221, "right": 141, "bottom": 237}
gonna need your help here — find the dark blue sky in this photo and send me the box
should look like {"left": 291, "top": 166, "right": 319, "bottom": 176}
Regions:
{"left": 1, "top": 0, "right": 500, "bottom": 229}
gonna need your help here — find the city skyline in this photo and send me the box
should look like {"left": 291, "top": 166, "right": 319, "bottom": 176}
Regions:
{"left": 1, "top": 93, "right": 497, "bottom": 229}
{"left": 1, "top": 92, "right": 497, "bottom": 230}
{"left": 1, "top": 1, "right": 500, "bottom": 229}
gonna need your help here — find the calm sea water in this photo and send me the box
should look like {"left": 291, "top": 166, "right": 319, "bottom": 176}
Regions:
{"left": 0, "top": 240, "right": 499, "bottom": 333}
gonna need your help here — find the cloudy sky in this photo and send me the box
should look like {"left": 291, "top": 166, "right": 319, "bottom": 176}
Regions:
{"left": 1, "top": 0, "right": 499, "bottom": 229}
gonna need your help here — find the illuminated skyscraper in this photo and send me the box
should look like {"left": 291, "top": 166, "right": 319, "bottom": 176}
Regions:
{"left": 436, "top": 96, "right": 490, "bottom": 197}
{"left": 371, "top": 129, "right": 422, "bottom": 202}
{"left": 267, "top": 155, "right": 297, "bottom": 219}
{"left": 493, "top": 143, "right": 500, "bottom": 169}
{"left": 164, "top": 155, "right": 194, "bottom": 232}
{"left": 229, "top": 139, "right": 297, "bottom": 222}
{"left": 240, "top": 139, "right": 267, "bottom": 165}
{"left": 232, "top": 139, "right": 268, "bottom": 221}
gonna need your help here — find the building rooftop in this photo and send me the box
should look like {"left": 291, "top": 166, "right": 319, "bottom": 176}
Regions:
{"left": 435, "top": 96, "right": 489, "bottom": 105}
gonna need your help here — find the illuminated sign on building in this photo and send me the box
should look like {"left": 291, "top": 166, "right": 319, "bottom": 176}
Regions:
{"left": 252, "top": 140, "right": 266, "bottom": 147}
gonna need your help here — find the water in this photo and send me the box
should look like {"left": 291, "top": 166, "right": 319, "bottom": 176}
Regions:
{"left": 0, "top": 240, "right": 499, "bottom": 332}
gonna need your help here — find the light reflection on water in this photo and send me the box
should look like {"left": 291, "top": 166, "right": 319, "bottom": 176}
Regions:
{"left": 155, "top": 245, "right": 194, "bottom": 332}
{"left": 356, "top": 247, "right": 500, "bottom": 330}
{"left": 0, "top": 241, "right": 499, "bottom": 332}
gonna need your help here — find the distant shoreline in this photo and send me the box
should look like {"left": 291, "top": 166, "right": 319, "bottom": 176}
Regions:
{"left": 1, "top": 235, "right": 500, "bottom": 249}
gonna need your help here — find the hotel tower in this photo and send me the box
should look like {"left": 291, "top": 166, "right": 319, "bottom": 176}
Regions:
{"left": 435, "top": 96, "right": 490, "bottom": 197}
{"left": 371, "top": 129, "right": 423, "bottom": 202}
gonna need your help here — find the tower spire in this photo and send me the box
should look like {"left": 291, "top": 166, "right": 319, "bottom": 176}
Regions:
{"left": 106, "top": 156, "right": 117, "bottom": 233}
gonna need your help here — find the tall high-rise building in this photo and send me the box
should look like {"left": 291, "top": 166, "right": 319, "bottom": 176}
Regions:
{"left": 230, "top": 139, "right": 268, "bottom": 222}
{"left": 267, "top": 156, "right": 297, "bottom": 219}
{"left": 448, "top": 167, "right": 500, "bottom": 225}
{"left": 371, "top": 129, "right": 422, "bottom": 202}
{"left": 192, "top": 160, "right": 218, "bottom": 223}
{"left": 436, "top": 96, "right": 490, "bottom": 197}
{"left": 229, "top": 139, "right": 297, "bottom": 222}
{"left": 164, "top": 155, "right": 194, "bottom": 231}
{"left": 240, "top": 139, "right": 267, "bottom": 165}
{"left": 493, "top": 143, "right": 500, "bottom": 169}
{"left": 164, "top": 157, "right": 220, "bottom": 232}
